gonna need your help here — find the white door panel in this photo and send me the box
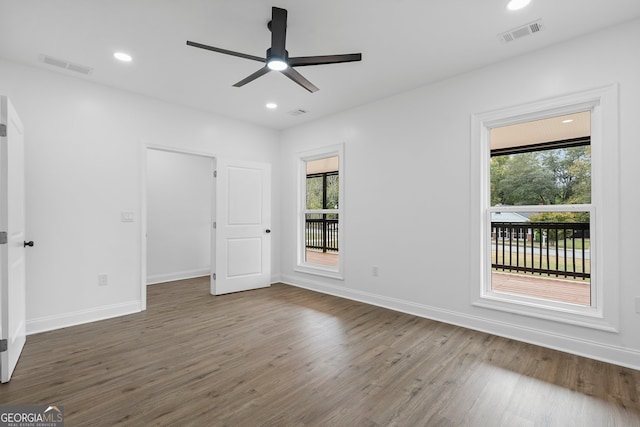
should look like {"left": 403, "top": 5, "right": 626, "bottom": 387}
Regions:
{"left": 0, "top": 96, "right": 27, "bottom": 383}
{"left": 227, "top": 238, "right": 262, "bottom": 277}
{"left": 214, "top": 160, "right": 270, "bottom": 295}
{"left": 228, "top": 166, "right": 263, "bottom": 225}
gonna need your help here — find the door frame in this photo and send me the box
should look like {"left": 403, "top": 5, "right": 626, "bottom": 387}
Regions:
{"left": 140, "top": 145, "right": 217, "bottom": 310}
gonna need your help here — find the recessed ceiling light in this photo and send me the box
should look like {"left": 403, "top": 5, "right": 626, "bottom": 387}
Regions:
{"left": 507, "top": 0, "right": 531, "bottom": 11}
{"left": 562, "top": 119, "right": 574, "bottom": 124}
{"left": 266, "top": 103, "right": 278, "bottom": 109}
{"left": 113, "top": 52, "right": 132, "bottom": 62}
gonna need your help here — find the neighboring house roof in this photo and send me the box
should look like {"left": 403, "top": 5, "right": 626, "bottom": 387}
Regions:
{"left": 491, "top": 211, "right": 530, "bottom": 222}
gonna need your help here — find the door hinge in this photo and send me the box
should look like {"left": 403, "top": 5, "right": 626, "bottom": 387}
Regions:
{"left": 213, "top": 170, "right": 217, "bottom": 178}
{"left": 0, "top": 231, "right": 7, "bottom": 245}
{"left": 0, "top": 124, "right": 6, "bottom": 137}
{"left": 213, "top": 273, "right": 216, "bottom": 280}
{"left": 0, "top": 339, "right": 7, "bottom": 352}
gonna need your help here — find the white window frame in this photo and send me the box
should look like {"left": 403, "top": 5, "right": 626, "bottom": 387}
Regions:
{"left": 470, "top": 85, "right": 619, "bottom": 332}
{"left": 295, "top": 144, "right": 344, "bottom": 279}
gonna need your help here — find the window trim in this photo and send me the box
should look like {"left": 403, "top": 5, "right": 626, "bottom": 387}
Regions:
{"left": 295, "top": 144, "right": 345, "bottom": 280}
{"left": 470, "top": 85, "right": 619, "bottom": 332}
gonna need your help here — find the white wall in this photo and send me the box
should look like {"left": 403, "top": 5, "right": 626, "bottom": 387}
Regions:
{"left": 146, "top": 149, "right": 213, "bottom": 284}
{"left": 279, "top": 19, "right": 640, "bottom": 369}
{"left": 0, "top": 59, "right": 280, "bottom": 333}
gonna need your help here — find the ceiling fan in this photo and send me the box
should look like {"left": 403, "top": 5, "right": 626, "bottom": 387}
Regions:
{"left": 186, "top": 7, "right": 362, "bottom": 93}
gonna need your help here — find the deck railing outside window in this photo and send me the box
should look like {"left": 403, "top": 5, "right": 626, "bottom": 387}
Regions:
{"left": 305, "top": 217, "right": 339, "bottom": 253}
{"left": 492, "top": 221, "right": 590, "bottom": 280}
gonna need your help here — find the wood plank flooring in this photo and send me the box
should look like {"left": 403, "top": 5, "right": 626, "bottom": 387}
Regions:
{"left": 1, "top": 277, "right": 638, "bottom": 426}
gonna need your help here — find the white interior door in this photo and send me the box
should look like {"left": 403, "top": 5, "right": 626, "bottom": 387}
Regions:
{"left": 0, "top": 96, "right": 27, "bottom": 383}
{"left": 214, "top": 159, "right": 271, "bottom": 295}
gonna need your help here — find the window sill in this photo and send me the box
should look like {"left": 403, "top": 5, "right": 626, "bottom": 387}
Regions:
{"left": 472, "top": 292, "right": 618, "bottom": 333}
{"left": 295, "top": 264, "right": 344, "bottom": 280}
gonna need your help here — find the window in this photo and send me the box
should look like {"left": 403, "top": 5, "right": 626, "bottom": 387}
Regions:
{"left": 470, "top": 86, "right": 620, "bottom": 331}
{"left": 490, "top": 115, "right": 592, "bottom": 306}
{"left": 296, "top": 145, "right": 344, "bottom": 279}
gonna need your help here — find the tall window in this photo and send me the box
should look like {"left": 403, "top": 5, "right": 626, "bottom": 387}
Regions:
{"left": 305, "top": 159, "right": 339, "bottom": 266}
{"left": 297, "top": 145, "right": 344, "bottom": 278}
{"left": 471, "top": 85, "right": 620, "bottom": 331}
{"left": 489, "top": 112, "right": 592, "bottom": 306}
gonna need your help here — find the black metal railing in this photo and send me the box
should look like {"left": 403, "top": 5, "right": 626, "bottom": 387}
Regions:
{"left": 306, "top": 217, "right": 339, "bottom": 253}
{"left": 492, "top": 222, "right": 590, "bottom": 280}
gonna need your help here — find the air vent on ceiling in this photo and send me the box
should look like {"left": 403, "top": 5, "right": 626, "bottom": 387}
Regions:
{"left": 288, "top": 108, "right": 308, "bottom": 116}
{"left": 499, "top": 19, "right": 544, "bottom": 43}
{"left": 38, "top": 54, "right": 93, "bottom": 75}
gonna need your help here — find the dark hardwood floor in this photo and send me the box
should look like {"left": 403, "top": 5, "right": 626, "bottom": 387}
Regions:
{"left": 1, "top": 277, "right": 638, "bottom": 426}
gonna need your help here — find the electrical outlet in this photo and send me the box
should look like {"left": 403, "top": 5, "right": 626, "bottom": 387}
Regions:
{"left": 120, "top": 212, "right": 134, "bottom": 222}
{"left": 372, "top": 266, "right": 379, "bottom": 277}
{"left": 98, "top": 274, "right": 108, "bottom": 286}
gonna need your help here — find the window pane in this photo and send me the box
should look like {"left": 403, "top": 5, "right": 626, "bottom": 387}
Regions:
{"left": 306, "top": 176, "right": 323, "bottom": 209}
{"left": 325, "top": 174, "right": 339, "bottom": 209}
{"left": 491, "top": 211, "right": 591, "bottom": 305}
{"left": 305, "top": 213, "right": 339, "bottom": 266}
{"left": 491, "top": 146, "right": 591, "bottom": 206}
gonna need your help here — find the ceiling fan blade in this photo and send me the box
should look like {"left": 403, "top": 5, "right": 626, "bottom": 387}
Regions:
{"left": 281, "top": 67, "right": 319, "bottom": 93}
{"left": 233, "top": 66, "right": 271, "bottom": 87}
{"left": 289, "top": 53, "right": 362, "bottom": 67}
{"left": 186, "top": 41, "right": 265, "bottom": 63}
{"left": 270, "top": 7, "right": 288, "bottom": 57}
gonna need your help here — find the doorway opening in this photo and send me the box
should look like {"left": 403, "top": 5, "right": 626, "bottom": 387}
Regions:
{"left": 142, "top": 147, "right": 216, "bottom": 309}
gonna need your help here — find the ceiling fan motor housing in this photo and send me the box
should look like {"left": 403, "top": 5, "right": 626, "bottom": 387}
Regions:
{"left": 266, "top": 47, "right": 289, "bottom": 70}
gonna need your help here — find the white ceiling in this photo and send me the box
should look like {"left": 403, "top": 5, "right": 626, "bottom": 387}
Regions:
{"left": 1, "top": 1, "right": 639, "bottom": 130}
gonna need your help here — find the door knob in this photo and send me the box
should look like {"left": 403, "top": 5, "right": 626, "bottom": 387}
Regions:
{"left": 24, "top": 241, "right": 34, "bottom": 247}
{"left": 265, "top": 229, "right": 271, "bottom": 233}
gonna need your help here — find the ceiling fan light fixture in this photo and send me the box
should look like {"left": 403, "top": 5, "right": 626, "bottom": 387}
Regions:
{"left": 267, "top": 59, "right": 288, "bottom": 71}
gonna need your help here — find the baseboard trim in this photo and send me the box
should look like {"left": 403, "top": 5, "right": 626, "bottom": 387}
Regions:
{"left": 270, "top": 273, "right": 282, "bottom": 284}
{"left": 147, "top": 269, "right": 210, "bottom": 285}
{"left": 26, "top": 301, "right": 141, "bottom": 335}
{"left": 280, "top": 274, "right": 640, "bottom": 371}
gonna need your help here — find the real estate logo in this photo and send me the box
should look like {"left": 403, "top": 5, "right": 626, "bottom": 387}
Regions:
{"left": 0, "top": 405, "right": 64, "bottom": 427}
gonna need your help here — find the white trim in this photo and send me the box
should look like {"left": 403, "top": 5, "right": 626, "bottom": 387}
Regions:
{"left": 139, "top": 143, "right": 148, "bottom": 310}
{"left": 294, "top": 264, "right": 344, "bottom": 280}
{"left": 296, "top": 144, "right": 345, "bottom": 280}
{"left": 26, "top": 301, "right": 141, "bottom": 335}
{"left": 470, "top": 84, "right": 620, "bottom": 331}
{"left": 488, "top": 204, "right": 592, "bottom": 213}
{"left": 146, "top": 269, "right": 211, "bottom": 285}
{"left": 280, "top": 275, "right": 639, "bottom": 371}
